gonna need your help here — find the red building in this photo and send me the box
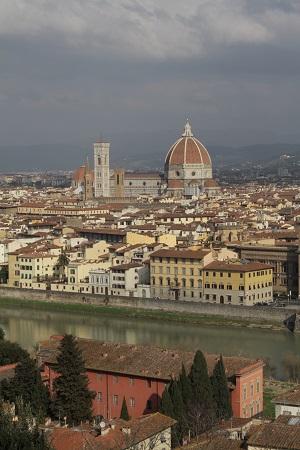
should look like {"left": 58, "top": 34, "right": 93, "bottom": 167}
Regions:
{"left": 38, "top": 336, "right": 264, "bottom": 420}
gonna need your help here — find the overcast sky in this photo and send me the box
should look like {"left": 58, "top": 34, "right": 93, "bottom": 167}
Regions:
{"left": 1, "top": 0, "right": 300, "bottom": 147}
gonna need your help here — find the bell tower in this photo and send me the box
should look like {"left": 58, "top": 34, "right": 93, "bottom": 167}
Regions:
{"left": 94, "top": 141, "right": 110, "bottom": 198}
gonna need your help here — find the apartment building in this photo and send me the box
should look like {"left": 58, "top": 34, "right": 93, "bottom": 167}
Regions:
{"left": 150, "top": 248, "right": 213, "bottom": 300}
{"left": 8, "top": 243, "right": 61, "bottom": 288}
{"left": 202, "top": 261, "right": 273, "bottom": 306}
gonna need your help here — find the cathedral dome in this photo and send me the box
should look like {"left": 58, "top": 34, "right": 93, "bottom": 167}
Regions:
{"left": 165, "top": 121, "right": 211, "bottom": 167}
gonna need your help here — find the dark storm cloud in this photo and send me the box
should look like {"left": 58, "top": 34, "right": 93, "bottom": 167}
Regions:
{"left": 0, "top": 0, "right": 300, "bottom": 151}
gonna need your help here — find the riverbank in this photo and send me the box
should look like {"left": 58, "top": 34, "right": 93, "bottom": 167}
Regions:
{"left": 0, "top": 295, "right": 288, "bottom": 332}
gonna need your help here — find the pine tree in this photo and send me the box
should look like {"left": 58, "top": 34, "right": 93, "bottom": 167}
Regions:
{"left": 1, "top": 354, "right": 49, "bottom": 419}
{"left": 179, "top": 363, "right": 193, "bottom": 407}
{"left": 120, "top": 397, "right": 130, "bottom": 421}
{"left": 52, "top": 335, "right": 95, "bottom": 425}
{"left": 189, "top": 350, "right": 215, "bottom": 410}
{"left": 211, "top": 355, "right": 232, "bottom": 420}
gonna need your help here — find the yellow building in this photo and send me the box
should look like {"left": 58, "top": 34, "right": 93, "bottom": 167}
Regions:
{"left": 8, "top": 251, "right": 60, "bottom": 288}
{"left": 150, "top": 248, "right": 213, "bottom": 300}
{"left": 202, "top": 261, "right": 273, "bottom": 306}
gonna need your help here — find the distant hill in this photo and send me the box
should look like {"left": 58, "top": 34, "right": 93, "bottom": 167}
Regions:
{"left": 0, "top": 132, "right": 299, "bottom": 172}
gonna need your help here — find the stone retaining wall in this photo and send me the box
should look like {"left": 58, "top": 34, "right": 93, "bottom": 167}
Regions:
{"left": 0, "top": 286, "right": 298, "bottom": 327}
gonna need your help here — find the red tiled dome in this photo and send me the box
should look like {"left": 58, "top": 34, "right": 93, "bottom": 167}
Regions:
{"left": 73, "top": 165, "right": 93, "bottom": 182}
{"left": 165, "top": 121, "right": 211, "bottom": 167}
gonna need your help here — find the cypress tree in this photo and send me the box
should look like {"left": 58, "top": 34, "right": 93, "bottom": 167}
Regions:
{"left": 120, "top": 397, "right": 130, "bottom": 421}
{"left": 160, "top": 386, "right": 175, "bottom": 419}
{"left": 211, "top": 355, "right": 232, "bottom": 420}
{"left": 189, "top": 350, "right": 215, "bottom": 417}
{"left": 1, "top": 354, "right": 49, "bottom": 419}
{"left": 170, "top": 380, "right": 188, "bottom": 443}
{"left": 52, "top": 335, "right": 95, "bottom": 425}
{"left": 179, "top": 363, "right": 193, "bottom": 407}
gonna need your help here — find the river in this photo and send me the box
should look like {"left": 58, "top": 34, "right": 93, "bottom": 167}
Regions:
{"left": 0, "top": 305, "right": 299, "bottom": 379}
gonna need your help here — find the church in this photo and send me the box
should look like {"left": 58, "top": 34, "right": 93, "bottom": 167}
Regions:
{"left": 74, "top": 121, "right": 219, "bottom": 199}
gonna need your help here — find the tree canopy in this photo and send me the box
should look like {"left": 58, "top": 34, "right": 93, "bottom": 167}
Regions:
{"left": 52, "top": 335, "right": 95, "bottom": 425}
{"left": 1, "top": 354, "right": 49, "bottom": 420}
{"left": 211, "top": 355, "right": 232, "bottom": 420}
{"left": 0, "top": 337, "right": 29, "bottom": 366}
{"left": 0, "top": 398, "right": 52, "bottom": 450}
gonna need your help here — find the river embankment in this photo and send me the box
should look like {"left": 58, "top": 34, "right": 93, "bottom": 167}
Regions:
{"left": 0, "top": 286, "right": 297, "bottom": 332}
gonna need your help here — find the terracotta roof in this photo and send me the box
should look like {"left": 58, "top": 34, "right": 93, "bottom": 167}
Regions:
{"left": 48, "top": 413, "right": 175, "bottom": 450}
{"left": 274, "top": 387, "right": 300, "bottom": 406}
{"left": 197, "top": 436, "right": 244, "bottom": 450}
{"left": 0, "top": 363, "right": 17, "bottom": 382}
{"left": 165, "top": 136, "right": 211, "bottom": 166}
{"left": 150, "top": 248, "right": 210, "bottom": 260}
{"left": 73, "top": 165, "right": 93, "bottom": 182}
{"left": 204, "top": 261, "right": 272, "bottom": 272}
{"left": 247, "top": 416, "right": 300, "bottom": 449}
{"left": 38, "top": 338, "right": 263, "bottom": 381}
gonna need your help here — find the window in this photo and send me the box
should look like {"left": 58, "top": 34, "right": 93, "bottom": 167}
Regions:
{"left": 240, "top": 273, "right": 243, "bottom": 278}
{"left": 182, "top": 279, "right": 186, "bottom": 288}
{"left": 250, "top": 384, "right": 254, "bottom": 397}
{"left": 205, "top": 283, "right": 210, "bottom": 288}
{"left": 220, "top": 272, "right": 223, "bottom": 277}
{"left": 113, "top": 376, "right": 119, "bottom": 384}
{"left": 190, "top": 279, "right": 194, "bottom": 288}
{"left": 129, "top": 397, "right": 135, "bottom": 407}
{"left": 191, "top": 171, "right": 196, "bottom": 176}
{"left": 243, "top": 386, "right": 247, "bottom": 400}
{"left": 190, "top": 268, "right": 194, "bottom": 276}
{"left": 228, "top": 273, "right": 231, "bottom": 278}
{"left": 205, "top": 294, "right": 209, "bottom": 300}
{"left": 219, "top": 284, "right": 224, "bottom": 289}
{"left": 213, "top": 272, "right": 216, "bottom": 277}
{"left": 147, "top": 380, "right": 152, "bottom": 388}
{"left": 198, "top": 269, "right": 202, "bottom": 276}
{"left": 97, "top": 392, "right": 102, "bottom": 401}
{"left": 113, "top": 395, "right": 118, "bottom": 405}
{"left": 176, "top": 171, "right": 180, "bottom": 177}
{"left": 239, "top": 296, "right": 244, "bottom": 303}
{"left": 256, "top": 380, "right": 260, "bottom": 393}
{"left": 227, "top": 285, "right": 232, "bottom": 290}
{"left": 182, "top": 268, "right": 186, "bottom": 276}
{"left": 239, "top": 285, "right": 244, "bottom": 291}
{"left": 213, "top": 294, "right": 216, "bottom": 300}
{"left": 160, "top": 433, "right": 167, "bottom": 443}
{"left": 129, "top": 377, "right": 135, "bottom": 386}
{"left": 227, "top": 295, "right": 232, "bottom": 303}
